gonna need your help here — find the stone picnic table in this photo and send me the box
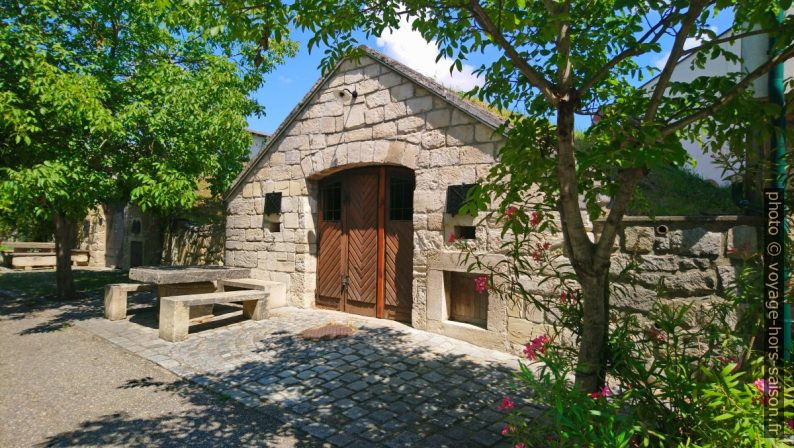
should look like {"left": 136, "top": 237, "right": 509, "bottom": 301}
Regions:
{"left": 129, "top": 265, "right": 251, "bottom": 319}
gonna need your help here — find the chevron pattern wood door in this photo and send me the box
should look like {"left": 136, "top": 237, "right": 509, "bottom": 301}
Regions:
{"left": 344, "top": 171, "right": 379, "bottom": 317}
{"left": 316, "top": 181, "right": 344, "bottom": 311}
{"left": 384, "top": 170, "right": 414, "bottom": 322}
{"left": 316, "top": 167, "right": 413, "bottom": 320}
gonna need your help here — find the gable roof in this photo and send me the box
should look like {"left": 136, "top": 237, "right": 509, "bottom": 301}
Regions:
{"left": 224, "top": 45, "right": 506, "bottom": 201}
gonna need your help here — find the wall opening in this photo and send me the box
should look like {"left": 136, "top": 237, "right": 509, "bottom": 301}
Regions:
{"left": 454, "top": 225, "right": 476, "bottom": 240}
{"left": 446, "top": 271, "right": 488, "bottom": 328}
{"left": 130, "top": 241, "right": 143, "bottom": 268}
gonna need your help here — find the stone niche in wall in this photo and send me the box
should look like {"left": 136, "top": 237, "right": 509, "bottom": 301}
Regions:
{"left": 425, "top": 251, "right": 509, "bottom": 351}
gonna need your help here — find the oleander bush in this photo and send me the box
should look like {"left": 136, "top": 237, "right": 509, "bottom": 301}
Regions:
{"left": 462, "top": 206, "right": 793, "bottom": 447}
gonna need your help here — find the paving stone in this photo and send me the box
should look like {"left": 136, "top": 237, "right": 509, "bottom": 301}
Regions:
{"left": 302, "top": 422, "right": 336, "bottom": 439}
{"left": 327, "top": 432, "right": 358, "bottom": 447}
{"left": 77, "top": 307, "right": 523, "bottom": 448}
{"left": 347, "top": 380, "right": 368, "bottom": 391}
{"left": 343, "top": 406, "right": 368, "bottom": 419}
{"left": 330, "top": 387, "right": 354, "bottom": 399}
{"left": 370, "top": 409, "right": 396, "bottom": 423}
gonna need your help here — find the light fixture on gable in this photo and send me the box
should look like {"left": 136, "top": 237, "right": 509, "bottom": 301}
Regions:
{"left": 339, "top": 88, "right": 358, "bottom": 100}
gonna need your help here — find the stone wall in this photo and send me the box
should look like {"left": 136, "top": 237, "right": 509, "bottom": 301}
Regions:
{"left": 595, "top": 215, "right": 761, "bottom": 311}
{"left": 225, "top": 51, "right": 524, "bottom": 350}
{"left": 76, "top": 203, "right": 162, "bottom": 269}
{"left": 161, "top": 219, "right": 224, "bottom": 266}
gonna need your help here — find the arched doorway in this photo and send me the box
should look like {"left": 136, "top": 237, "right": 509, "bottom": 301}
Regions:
{"left": 316, "top": 166, "right": 414, "bottom": 322}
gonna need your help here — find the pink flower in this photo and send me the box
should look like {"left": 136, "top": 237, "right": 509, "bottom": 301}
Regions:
{"left": 474, "top": 275, "right": 489, "bottom": 294}
{"left": 530, "top": 211, "right": 541, "bottom": 226}
{"left": 560, "top": 291, "right": 567, "bottom": 304}
{"left": 787, "top": 419, "right": 794, "bottom": 430}
{"left": 505, "top": 206, "right": 518, "bottom": 219}
{"left": 501, "top": 425, "right": 512, "bottom": 436}
{"left": 587, "top": 385, "right": 613, "bottom": 399}
{"left": 448, "top": 232, "right": 455, "bottom": 243}
{"left": 523, "top": 334, "right": 550, "bottom": 361}
{"left": 542, "top": 241, "right": 550, "bottom": 250}
{"left": 498, "top": 395, "right": 515, "bottom": 411}
{"left": 753, "top": 379, "right": 777, "bottom": 396}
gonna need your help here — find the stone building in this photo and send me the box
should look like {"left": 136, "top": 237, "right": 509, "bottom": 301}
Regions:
{"left": 222, "top": 46, "right": 758, "bottom": 354}
{"left": 223, "top": 46, "right": 532, "bottom": 351}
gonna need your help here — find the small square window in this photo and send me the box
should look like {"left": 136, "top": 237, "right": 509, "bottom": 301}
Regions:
{"left": 454, "top": 225, "right": 476, "bottom": 240}
{"left": 265, "top": 192, "right": 282, "bottom": 214}
{"left": 322, "top": 182, "right": 342, "bottom": 221}
{"left": 389, "top": 177, "right": 414, "bottom": 221}
{"left": 446, "top": 184, "right": 477, "bottom": 215}
{"left": 267, "top": 221, "right": 281, "bottom": 232}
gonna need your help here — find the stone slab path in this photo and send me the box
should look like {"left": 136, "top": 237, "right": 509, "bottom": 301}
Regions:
{"left": 77, "top": 293, "right": 531, "bottom": 447}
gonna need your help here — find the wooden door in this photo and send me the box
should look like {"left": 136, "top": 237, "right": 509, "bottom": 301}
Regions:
{"left": 343, "top": 170, "right": 379, "bottom": 317}
{"left": 448, "top": 272, "right": 488, "bottom": 328}
{"left": 316, "top": 167, "right": 413, "bottom": 321}
{"left": 384, "top": 170, "right": 414, "bottom": 321}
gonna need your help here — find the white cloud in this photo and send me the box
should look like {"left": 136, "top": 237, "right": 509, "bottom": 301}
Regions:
{"left": 376, "top": 18, "right": 483, "bottom": 91}
{"left": 653, "top": 27, "right": 717, "bottom": 69}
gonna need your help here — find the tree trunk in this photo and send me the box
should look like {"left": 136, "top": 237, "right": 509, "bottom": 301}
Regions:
{"left": 574, "top": 267, "right": 610, "bottom": 392}
{"left": 53, "top": 212, "right": 76, "bottom": 299}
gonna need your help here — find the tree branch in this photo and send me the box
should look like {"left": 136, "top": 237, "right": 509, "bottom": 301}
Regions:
{"left": 594, "top": 168, "right": 644, "bottom": 262}
{"left": 578, "top": 13, "right": 674, "bottom": 96}
{"left": 679, "top": 27, "right": 782, "bottom": 58}
{"left": 661, "top": 42, "right": 794, "bottom": 137}
{"left": 645, "top": 0, "right": 710, "bottom": 122}
{"left": 555, "top": 1, "right": 573, "bottom": 95}
{"left": 466, "top": 0, "right": 559, "bottom": 106}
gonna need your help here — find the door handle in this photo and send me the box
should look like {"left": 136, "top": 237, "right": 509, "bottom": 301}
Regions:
{"left": 341, "top": 275, "right": 349, "bottom": 291}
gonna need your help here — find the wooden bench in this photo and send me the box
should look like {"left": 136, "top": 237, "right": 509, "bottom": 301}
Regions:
{"left": 104, "top": 283, "right": 156, "bottom": 321}
{"left": 159, "top": 290, "right": 267, "bottom": 342}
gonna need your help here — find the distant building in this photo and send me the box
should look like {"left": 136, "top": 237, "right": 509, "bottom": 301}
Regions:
{"left": 246, "top": 129, "right": 270, "bottom": 159}
{"left": 77, "top": 130, "right": 266, "bottom": 270}
{"left": 643, "top": 28, "right": 793, "bottom": 185}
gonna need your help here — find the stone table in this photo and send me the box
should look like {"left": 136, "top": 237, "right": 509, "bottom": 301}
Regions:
{"left": 129, "top": 266, "right": 251, "bottom": 319}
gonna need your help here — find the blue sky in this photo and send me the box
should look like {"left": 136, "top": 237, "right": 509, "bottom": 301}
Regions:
{"left": 246, "top": 10, "right": 735, "bottom": 134}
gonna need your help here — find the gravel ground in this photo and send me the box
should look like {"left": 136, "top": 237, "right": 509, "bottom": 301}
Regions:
{"left": 0, "top": 289, "right": 317, "bottom": 447}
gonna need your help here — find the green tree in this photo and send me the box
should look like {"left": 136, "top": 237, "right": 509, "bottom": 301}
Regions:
{"left": 0, "top": 1, "right": 295, "bottom": 297}
{"left": 231, "top": 0, "right": 792, "bottom": 391}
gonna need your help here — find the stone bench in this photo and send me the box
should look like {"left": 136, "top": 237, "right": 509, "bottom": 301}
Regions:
{"left": 104, "top": 283, "right": 155, "bottom": 321}
{"left": 218, "top": 278, "right": 287, "bottom": 317}
{"left": 159, "top": 290, "right": 268, "bottom": 342}
{"left": 8, "top": 250, "right": 89, "bottom": 270}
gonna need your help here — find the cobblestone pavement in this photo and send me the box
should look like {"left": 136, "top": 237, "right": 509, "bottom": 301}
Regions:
{"left": 77, "top": 293, "right": 533, "bottom": 447}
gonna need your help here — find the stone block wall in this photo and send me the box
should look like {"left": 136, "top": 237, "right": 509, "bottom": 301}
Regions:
{"left": 594, "top": 215, "right": 762, "bottom": 312}
{"left": 161, "top": 220, "right": 224, "bottom": 266}
{"left": 76, "top": 203, "right": 162, "bottom": 269}
{"left": 225, "top": 52, "right": 525, "bottom": 350}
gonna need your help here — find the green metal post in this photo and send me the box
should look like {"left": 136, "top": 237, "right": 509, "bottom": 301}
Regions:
{"left": 768, "top": 9, "right": 790, "bottom": 362}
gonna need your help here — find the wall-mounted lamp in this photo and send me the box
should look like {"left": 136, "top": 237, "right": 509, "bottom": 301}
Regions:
{"left": 339, "top": 88, "right": 358, "bottom": 100}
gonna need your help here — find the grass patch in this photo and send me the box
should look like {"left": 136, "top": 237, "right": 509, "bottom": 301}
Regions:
{"left": 0, "top": 270, "right": 130, "bottom": 298}
{"left": 627, "top": 164, "right": 742, "bottom": 216}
